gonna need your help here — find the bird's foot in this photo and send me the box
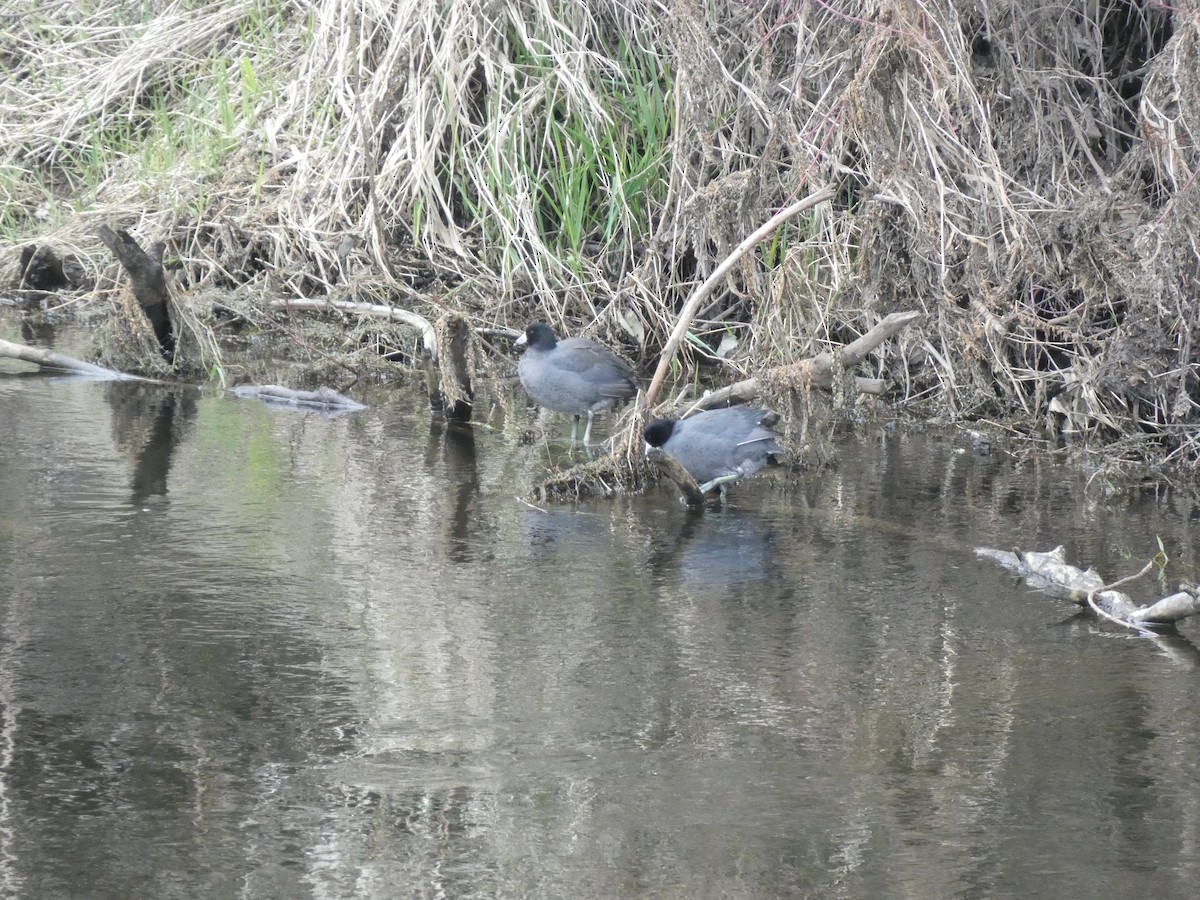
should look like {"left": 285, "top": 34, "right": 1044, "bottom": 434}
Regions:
{"left": 697, "top": 469, "right": 745, "bottom": 495}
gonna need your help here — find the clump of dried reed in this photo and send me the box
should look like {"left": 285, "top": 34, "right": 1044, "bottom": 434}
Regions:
{"left": 3, "top": 2, "right": 1200, "bottom": 468}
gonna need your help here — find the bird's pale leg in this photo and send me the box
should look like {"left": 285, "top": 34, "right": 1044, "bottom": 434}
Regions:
{"left": 582, "top": 411, "right": 596, "bottom": 445}
{"left": 697, "top": 467, "right": 747, "bottom": 494}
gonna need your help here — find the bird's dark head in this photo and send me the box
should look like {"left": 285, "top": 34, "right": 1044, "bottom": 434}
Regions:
{"left": 643, "top": 418, "right": 678, "bottom": 448}
{"left": 515, "top": 322, "right": 558, "bottom": 352}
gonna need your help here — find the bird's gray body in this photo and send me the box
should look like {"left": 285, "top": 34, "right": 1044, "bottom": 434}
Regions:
{"left": 515, "top": 322, "right": 637, "bottom": 443}
{"left": 645, "top": 406, "right": 783, "bottom": 492}
{"left": 518, "top": 336, "right": 637, "bottom": 415}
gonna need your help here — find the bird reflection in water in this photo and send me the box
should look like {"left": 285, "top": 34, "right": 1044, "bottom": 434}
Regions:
{"left": 649, "top": 505, "right": 777, "bottom": 598}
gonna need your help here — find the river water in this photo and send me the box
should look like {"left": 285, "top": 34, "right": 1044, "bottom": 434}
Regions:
{"left": 2, "top": 357, "right": 1199, "bottom": 899}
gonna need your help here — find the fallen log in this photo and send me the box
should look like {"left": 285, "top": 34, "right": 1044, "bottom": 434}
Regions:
{"left": 975, "top": 545, "right": 1200, "bottom": 631}
{"left": 230, "top": 384, "right": 366, "bottom": 411}
{"left": 0, "top": 337, "right": 143, "bottom": 380}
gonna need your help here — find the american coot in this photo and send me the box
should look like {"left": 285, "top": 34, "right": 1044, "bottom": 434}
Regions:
{"left": 644, "top": 406, "right": 784, "bottom": 495}
{"left": 515, "top": 322, "right": 638, "bottom": 444}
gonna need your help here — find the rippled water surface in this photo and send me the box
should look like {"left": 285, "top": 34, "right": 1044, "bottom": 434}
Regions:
{"left": 2, "top": 360, "right": 1200, "bottom": 899}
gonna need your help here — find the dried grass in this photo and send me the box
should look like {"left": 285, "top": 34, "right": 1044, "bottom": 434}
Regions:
{"left": 4, "top": 1, "right": 1200, "bottom": 467}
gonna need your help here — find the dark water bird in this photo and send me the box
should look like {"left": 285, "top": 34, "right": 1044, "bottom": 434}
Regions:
{"left": 643, "top": 406, "right": 784, "bottom": 495}
{"left": 515, "top": 322, "right": 638, "bottom": 444}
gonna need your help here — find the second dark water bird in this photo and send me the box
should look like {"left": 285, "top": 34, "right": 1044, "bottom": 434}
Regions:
{"left": 515, "top": 322, "right": 638, "bottom": 444}
{"left": 644, "top": 406, "right": 784, "bottom": 495}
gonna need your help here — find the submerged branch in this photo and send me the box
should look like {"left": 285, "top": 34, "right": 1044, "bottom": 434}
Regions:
{"left": 975, "top": 545, "right": 1200, "bottom": 629}
{"left": 0, "top": 338, "right": 143, "bottom": 380}
{"left": 230, "top": 384, "right": 366, "bottom": 411}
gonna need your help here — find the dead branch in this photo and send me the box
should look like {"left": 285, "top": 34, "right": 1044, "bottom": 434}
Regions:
{"left": 267, "top": 298, "right": 436, "bottom": 359}
{"left": 646, "top": 447, "right": 706, "bottom": 506}
{"left": 645, "top": 185, "right": 838, "bottom": 408}
{"left": 1087, "top": 560, "right": 1158, "bottom": 634}
{"left": 976, "top": 545, "right": 1200, "bottom": 628}
{"left": 97, "top": 225, "right": 174, "bottom": 355}
{"left": 0, "top": 337, "right": 143, "bottom": 380}
{"left": 691, "top": 312, "right": 920, "bottom": 410}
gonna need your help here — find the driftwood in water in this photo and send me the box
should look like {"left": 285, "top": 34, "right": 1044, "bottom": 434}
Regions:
{"left": 0, "top": 338, "right": 361, "bottom": 412}
{"left": 97, "top": 226, "right": 174, "bottom": 355}
{"left": 230, "top": 384, "right": 366, "bottom": 411}
{"left": 693, "top": 311, "right": 920, "bottom": 410}
{"left": 268, "top": 298, "right": 472, "bottom": 420}
{"left": 976, "top": 545, "right": 1200, "bottom": 631}
{"left": 646, "top": 447, "right": 706, "bottom": 506}
{"left": 0, "top": 337, "right": 141, "bottom": 380}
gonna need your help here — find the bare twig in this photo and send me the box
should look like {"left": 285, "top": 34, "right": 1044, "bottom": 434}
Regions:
{"left": 1086, "top": 560, "right": 1157, "bottom": 634}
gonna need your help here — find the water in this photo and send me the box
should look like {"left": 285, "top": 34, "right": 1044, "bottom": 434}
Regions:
{"left": 2, "top": 365, "right": 1199, "bottom": 899}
